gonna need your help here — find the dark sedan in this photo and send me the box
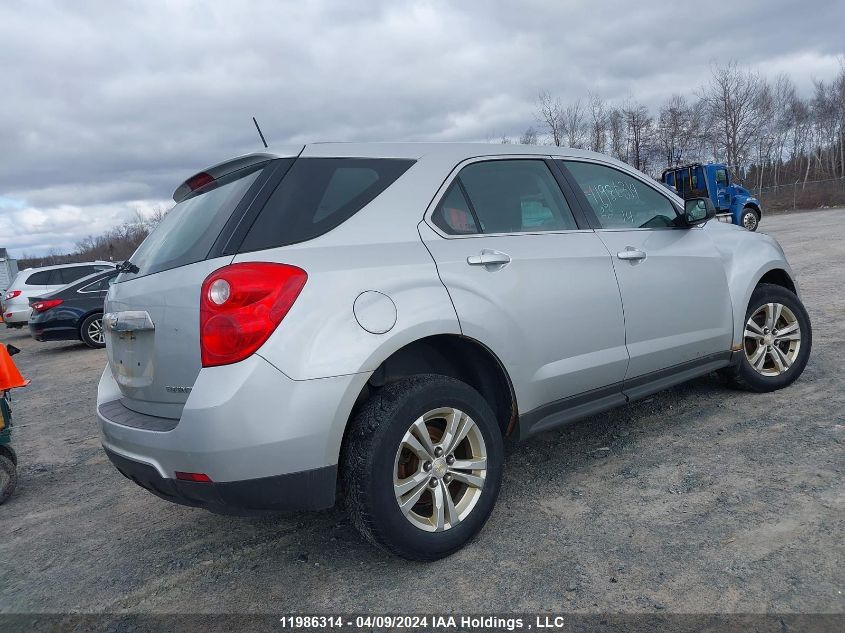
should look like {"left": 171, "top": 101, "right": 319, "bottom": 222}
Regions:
{"left": 28, "top": 269, "right": 117, "bottom": 348}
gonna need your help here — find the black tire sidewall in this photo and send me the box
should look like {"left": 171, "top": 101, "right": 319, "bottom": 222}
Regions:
{"left": 0, "top": 454, "right": 17, "bottom": 504}
{"left": 80, "top": 313, "right": 105, "bottom": 348}
{"left": 737, "top": 284, "right": 811, "bottom": 391}
{"left": 350, "top": 376, "right": 503, "bottom": 560}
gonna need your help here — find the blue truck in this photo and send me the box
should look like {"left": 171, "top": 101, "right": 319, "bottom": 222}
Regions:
{"left": 662, "top": 163, "right": 762, "bottom": 231}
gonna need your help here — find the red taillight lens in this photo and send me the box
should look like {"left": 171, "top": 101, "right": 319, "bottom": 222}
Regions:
{"left": 4, "top": 290, "right": 21, "bottom": 301}
{"left": 32, "top": 299, "right": 63, "bottom": 313}
{"left": 175, "top": 471, "right": 212, "bottom": 483}
{"left": 186, "top": 172, "right": 214, "bottom": 191}
{"left": 200, "top": 263, "right": 307, "bottom": 367}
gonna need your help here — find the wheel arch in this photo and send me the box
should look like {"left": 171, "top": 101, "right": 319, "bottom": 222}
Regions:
{"left": 730, "top": 263, "right": 799, "bottom": 348}
{"left": 743, "top": 201, "right": 761, "bottom": 217}
{"left": 344, "top": 334, "right": 518, "bottom": 441}
{"left": 757, "top": 268, "right": 796, "bottom": 294}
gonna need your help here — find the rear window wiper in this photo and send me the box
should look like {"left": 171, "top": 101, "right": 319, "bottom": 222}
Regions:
{"left": 116, "top": 260, "right": 140, "bottom": 274}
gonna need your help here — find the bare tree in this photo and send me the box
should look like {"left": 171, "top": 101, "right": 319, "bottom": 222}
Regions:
{"left": 561, "top": 99, "right": 586, "bottom": 148}
{"left": 622, "top": 100, "right": 653, "bottom": 171}
{"left": 519, "top": 127, "right": 538, "bottom": 145}
{"left": 587, "top": 92, "right": 608, "bottom": 153}
{"left": 537, "top": 92, "right": 563, "bottom": 146}
{"left": 656, "top": 94, "right": 706, "bottom": 167}
{"left": 753, "top": 80, "right": 776, "bottom": 193}
{"left": 607, "top": 108, "right": 626, "bottom": 162}
{"left": 701, "top": 61, "right": 762, "bottom": 177}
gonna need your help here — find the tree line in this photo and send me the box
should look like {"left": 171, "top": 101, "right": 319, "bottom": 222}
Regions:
{"left": 17, "top": 207, "right": 168, "bottom": 270}
{"left": 16, "top": 60, "right": 845, "bottom": 269}
{"left": 513, "top": 60, "right": 845, "bottom": 192}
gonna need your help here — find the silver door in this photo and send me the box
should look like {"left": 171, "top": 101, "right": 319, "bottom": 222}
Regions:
{"left": 420, "top": 158, "right": 628, "bottom": 415}
{"left": 561, "top": 159, "right": 733, "bottom": 379}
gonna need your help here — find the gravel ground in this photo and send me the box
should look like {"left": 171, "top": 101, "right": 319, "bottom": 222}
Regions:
{"left": 1, "top": 209, "right": 843, "bottom": 617}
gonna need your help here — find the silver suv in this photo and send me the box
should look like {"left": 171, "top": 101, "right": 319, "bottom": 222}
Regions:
{"left": 97, "top": 144, "right": 812, "bottom": 560}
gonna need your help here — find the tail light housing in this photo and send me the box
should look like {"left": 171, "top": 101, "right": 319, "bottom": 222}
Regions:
{"left": 32, "top": 299, "right": 63, "bottom": 313}
{"left": 200, "top": 262, "right": 307, "bottom": 367}
{"left": 4, "top": 290, "right": 21, "bottom": 301}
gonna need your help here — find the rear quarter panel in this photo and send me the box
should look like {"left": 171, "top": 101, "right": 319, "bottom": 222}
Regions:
{"left": 234, "top": 156, "right": 462, "bottom": 380}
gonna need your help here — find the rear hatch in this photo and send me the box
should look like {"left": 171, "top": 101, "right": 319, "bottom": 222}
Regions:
{"left": 104, "top": 150, "right": 301, "bottom": 418}
{"left": 105, "top": 147, "right": 414, "bottom": 418}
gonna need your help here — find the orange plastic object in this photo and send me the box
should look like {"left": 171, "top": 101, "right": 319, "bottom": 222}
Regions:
{"left": 0, "top": 345, "right": 28, "bottom": 390}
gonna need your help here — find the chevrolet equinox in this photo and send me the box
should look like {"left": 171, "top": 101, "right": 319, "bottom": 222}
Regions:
{"left": 97, "top": 144, "right": 812, "bottom": 560}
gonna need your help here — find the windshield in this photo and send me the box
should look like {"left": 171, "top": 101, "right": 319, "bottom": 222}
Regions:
{"left": 119, "top": 165, "right": 265, "bottom": 280}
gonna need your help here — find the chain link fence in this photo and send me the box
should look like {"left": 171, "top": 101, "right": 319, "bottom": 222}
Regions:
{"left": 755, "top": 177, "right": 845, "bottom": 212}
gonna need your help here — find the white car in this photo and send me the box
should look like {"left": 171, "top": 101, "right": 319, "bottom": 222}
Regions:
{"left": 3, "top": 261, "right": 115, "bottom": 328}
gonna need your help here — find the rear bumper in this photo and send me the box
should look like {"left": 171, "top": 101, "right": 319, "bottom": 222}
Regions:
{"left": 97, "top": 354, "right": 370, "bottom": 512}
{"left": 104, "top": 447, "right": 336, "bottom": 514}
{"left": 3, "top": 305, "right": 31, "bottom": 325}
{"left": 29, "top": 322, "right": 79, "bottom": 342}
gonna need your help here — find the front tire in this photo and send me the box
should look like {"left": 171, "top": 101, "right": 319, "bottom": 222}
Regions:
{"left": 341, "top": 374, "right": 503, "bottom": 561}
{"left": 741, "top": 207, "right": 759, "bottom": 231}
{"left": 725, "top": 283, "right": 811, "bottom": 392}
{"left": 80, "top": 313, "right": 105, "bottom": 348}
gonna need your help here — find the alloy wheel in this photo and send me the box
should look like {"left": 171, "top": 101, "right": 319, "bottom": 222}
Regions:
{"left": 88, "top": 318, "right": 105, "bottom": 345}
{"left": 393, "top": 407, "right": 487, "bottom": 532}
{"left": 744, "top": 302, "right": 801, "bottom": 376}
{"left": 743, "top": 212, "right": 758, "bottom": 231}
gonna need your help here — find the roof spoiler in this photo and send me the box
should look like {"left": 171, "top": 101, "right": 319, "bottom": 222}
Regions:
{"left": 172, "top": 153, "right": 276, "bottom": 202}
{"left": 172, "top": 150, "right": 307, "bottom": 203}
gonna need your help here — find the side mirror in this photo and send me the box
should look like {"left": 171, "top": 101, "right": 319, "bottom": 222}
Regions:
{"left": 683, "top": 197, "right": 716, "bottom": 226}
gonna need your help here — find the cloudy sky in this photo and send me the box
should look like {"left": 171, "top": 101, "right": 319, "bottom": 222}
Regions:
{"left": 1, "top": 0, "right": 843, "bottom": 257}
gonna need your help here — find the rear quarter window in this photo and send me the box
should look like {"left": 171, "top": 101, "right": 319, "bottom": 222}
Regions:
{"left": 61, "top": 266, "right": 95, "bottom": 283}
{"left": 25, "top": 271, "right": 50, "bottom": 285}
{"left": 238, "top": 158, "right": 414, "bottom": 253}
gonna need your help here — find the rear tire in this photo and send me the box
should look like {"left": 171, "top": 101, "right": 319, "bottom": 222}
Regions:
{"left": 341, "top": 374, "right": 503, "bottom": 561}
{"left": 0, "top": 454, "right": 17, "bottom": 504}
{"left": 80, "top": 313, "right": 105, "bottom": 349}
{"left": 724, "top": 283, "right": 811, "bottom": 392}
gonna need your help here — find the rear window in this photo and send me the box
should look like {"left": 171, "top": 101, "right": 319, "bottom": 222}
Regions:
{"left": 238, "top": 158, "right": 414, "bottom": 253}
{"left": 123, "top": 164, "right": 266, "bottom": 279}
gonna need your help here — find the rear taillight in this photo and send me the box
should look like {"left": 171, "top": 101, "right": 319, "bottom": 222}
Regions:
{"left": 4, "top": 290, "right": 20, "bottom": 301}
{"left": 32, "top": 299, "right": 63, "bottom": 313}
{"left": 200, "top": 263, "right": 307, "bottom": 367}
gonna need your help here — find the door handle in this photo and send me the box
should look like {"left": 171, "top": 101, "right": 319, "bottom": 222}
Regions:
{"left": 467, "top": 249, "right": 512, "bottom": 267}
{"left": 616, "top": 247, "right": 647, "bottom": 261}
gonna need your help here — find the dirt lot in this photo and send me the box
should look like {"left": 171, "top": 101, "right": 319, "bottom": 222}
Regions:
{"left": 1, "top": 209, "right": 843, "bottom": 617}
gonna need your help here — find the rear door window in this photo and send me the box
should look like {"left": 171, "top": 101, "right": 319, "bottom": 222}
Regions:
{"left": 435, "top": 159, "right": 577, "bottom": 235}
{"left": 238, "top": 158, "right": 414, "bottom": 252}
